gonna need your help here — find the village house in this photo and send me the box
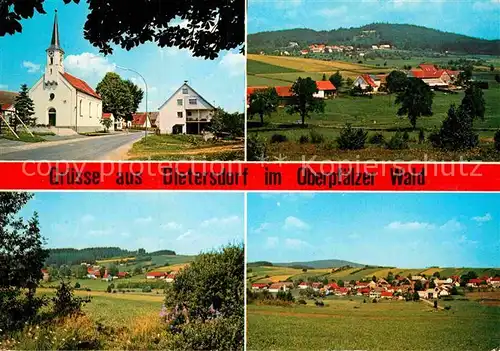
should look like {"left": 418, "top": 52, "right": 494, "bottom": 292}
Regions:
{"left": 165, "top": 273, "right": 176, "bottom": 283}
{"left": 311, "top": 282, "right": 323, "bottom": 291}
{"left": 335, "top": 287, "right": 349, "bottom": 296}
{"left": 251, "top": 283, "right": 269, "bottom": 290}
{"left": 308, "top": 44, "right": 326, "bottom": 53}
{"left": 0, "top": 90, "right": 18, "bottom": 124}
{"left": 41, "top": 269, "right": 50, "bottom": 281}
{"left": 352, "top": 74, "right": 383, "bottom": 92}
{"left": 298, "top": 282, "right": 310, "bottom": 289}
{"left": 131, "top": 112, "right": 152, "bottom": 129}
{"left": 87, "top": 268, "right": 101, "bottom": 279}
{"left": 28, "top": 11, "right": 104, "bottom": 132}
{"left": 409, "top": 63, "right": 461, "bottom": 88}
{"left": 466, "top": 278, "right": 484, "bottom": 287}
{"left": 268, "top": 282, "right": 292, "bottom": 293}
{"left": 156, "top": 81, "right": 215, "bottom": 135}
{"left": 313, "top": 81, "right": 337, "bottom": 99}
{"left": 381, "top": 291, "right": 393, "bottom": 299}
{"left": 146, "top": 271, "right": 166, "bottom": 279}
{"left": 300, "top": 49, "right": 309, "bottom": 55}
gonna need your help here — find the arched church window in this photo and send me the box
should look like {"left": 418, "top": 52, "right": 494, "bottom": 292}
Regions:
{"left": 49, "top": 93, "right": 55, "bottom": 101}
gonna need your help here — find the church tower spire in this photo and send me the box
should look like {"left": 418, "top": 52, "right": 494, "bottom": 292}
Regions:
{"left": 45, "top": 10, "right": 64, "bottom": 85}
{"left": 48, "top": 10, "right": 63, "bottom": 52}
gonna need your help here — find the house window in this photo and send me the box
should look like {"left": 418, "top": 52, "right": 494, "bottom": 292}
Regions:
{"left": 182, "top": 88, "right": 188, "bottom": 94}
{"left": 177, "top": 99, "right": 183, "bottom": 106}
{"left": 189, "top": 98, "right": 197, "bottom": 105}
{"left": 79, "top": 100, "right": 82, "bottom": 116}
{"left": 187, "top": 111, "right": 192, "bottom": 117}
{"left": 177, "top": 112, "right": 183, "bottom": 118}
{"left": 89, "top": 102, "right": 92, "bottom": 118}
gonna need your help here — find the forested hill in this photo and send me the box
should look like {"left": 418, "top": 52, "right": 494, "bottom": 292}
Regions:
{"left": 248, "top": 23, "right": 500, "bottom": 55}
{"left": 45, "top": 247, "right": 176, "bottom": 266}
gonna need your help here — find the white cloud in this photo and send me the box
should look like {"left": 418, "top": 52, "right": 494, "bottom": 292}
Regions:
{"left": 219, "top": 52, "right": 245, "bottom": 77}
{"left": 135, "top": 216, "right": 153, "bottom": 224}
{"left": 253, "top": 222, "right": 271, "bottom": 234}
{"left": 177, "top": 230, "right": 193, "bottom": 241}
{"left": 64, "top": 52, "right": 115, "bottom": 79}
{"left": 81, "top": 214, "right": 95, "bottom": 223}
{"left": 265, "top": 236, "right": 279, "bottom": 249}
{"left": 23, "top": 61, "right": 40, "bottom": 73}
{"left": 200, "top": 215, "right": 240, "bottom": 227}
{"left": 471, "top": 213, "right": 492, "bottom": 224}
{"left": 161, "top": 221, "right": 183, "bottom": 230}
{"left": 458, "top": 235, "right": 478, "bottom": 245}
{"left": 385, "top": 221, "right": 435, "bottom": 231}
{"left": 283, "top": 216, "right": 310, "bottom": 230}
{"left": 315, "top": 6, "right": 348, "bottom": 17}
{"left": 276, "top": 202, "right": 281, "bottom": 207}
{"left": 285, "top": 238, "right": 310, "bottom": 249}
{"left": 439, "top": 219, "right": 464, "bottom": 232}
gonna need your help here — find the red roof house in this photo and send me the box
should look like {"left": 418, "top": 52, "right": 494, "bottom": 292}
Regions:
{"left": 468, "top": 278, "right": 483, "bottom": 284}
{"left": 316, "top": 80, "right": 336, "bottom": 91}
{"left": 146, "top": 271, "right": 166, "bottom": 278}
{"left": 381, "top": 291, "right": 393, "bottom": 298}
{"left": 252, "top": 283, "right": 269, "bottom": 289}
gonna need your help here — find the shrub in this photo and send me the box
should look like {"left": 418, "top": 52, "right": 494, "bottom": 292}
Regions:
{"left": 298, "top": 135, "right": 309, "bottom": 144}
{"left": 270, "top": 133, "right": 287, "bottom": 143}
{"left": 297, "top": 299, "right": 307, "bottom": 305}
{"left": 494, "top": 130, "right": 500, "bottom": 151}
{"left": 74, "top": 282, "right": 81, "bottom": 289}
{"left": 369, "top": 132, "right": 385, "bottom": 145}
{"left": 444, "top": 305, "right": 452, "bottom": 310}
{"left": 337, "top": 124, "right": 367, "bottom": 150}
{"left": 402, "top": 130, "right": 409, "bottom": 142}
{"left": 247, "top": 134, "right": 267, "bottom": 161}
{"left": 109, "top": 283, "right": 115, "bottom": 289}
{"left": 386, "top": 131, "right": 408, "bottom": 150}
{"left": 314, "top": 300, "right": 324, "bottom": 307}
{"left": 309, "top": 129, "right": 325, "bottom": 144}
{"left": 372, "top": 298, "right": 378, "bottom": 303}
{"left": 418, "top": 129, "right": 425, "bottom": 143}
{"left": 430, "top": 104, "right": 478, "bottom": 151}
{"left": 142, "top": 286, "right": 152, "bottom": 293}
{"left": 51, "top": 281, "right": 88, "bottom": 318}
{"left": 106, "top": 285, "right": 112, "bottom": 293}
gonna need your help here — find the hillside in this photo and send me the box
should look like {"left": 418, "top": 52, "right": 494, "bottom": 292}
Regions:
{"left": 273, "top": 259, "right": 364, "bottom": 269}
{"left": 248, "top": 23, "right": 500, "bottom": 55}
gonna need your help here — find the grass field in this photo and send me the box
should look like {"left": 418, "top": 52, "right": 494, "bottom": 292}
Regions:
{"left": 247, "top": 296, "right": 500, "bottom": 350}
{"left": 248, "top": 62, "right": 500, "bottom": 160}
{"left": 128, "top": 134, "right": 244, "bottom": 161}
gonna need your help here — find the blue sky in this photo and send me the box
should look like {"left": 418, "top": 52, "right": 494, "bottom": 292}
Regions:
{"left": 19, "top": 192, "right": 244, "bottom": 255}
{"left": 248, "top": 193, "right": 500, "bottom": 267}
{"left": 0, "top": 2, "right": 244, "bottom": 112}
{"left": 248, "top": 0, "right": 500, "bottom": 40}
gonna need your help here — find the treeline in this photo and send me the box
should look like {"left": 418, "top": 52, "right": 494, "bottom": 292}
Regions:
{"left": 248, "top": 261, "right": 274, "bottom": 267}
{"left": 46, "top": 247, "right": 177, "bottom": 266}
{"left": 150, "top": 249, "right": 176, "bottom": 256}
{"left": 248, "top": 23, "right": 500, "bottom": 55}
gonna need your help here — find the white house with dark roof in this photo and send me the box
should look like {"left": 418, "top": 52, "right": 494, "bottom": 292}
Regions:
{"left": 157, "top": 81, "right": 215, "bottom": 134}
{"left": 28, "top": 11, "right": 104, "bottom": 132}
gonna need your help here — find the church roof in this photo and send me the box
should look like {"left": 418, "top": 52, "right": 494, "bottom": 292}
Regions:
{"left": 47, "top": 11, "right": 64, "bottom": 53}
{"left": 61, "top": 72, "right": 101, "bottom": 99}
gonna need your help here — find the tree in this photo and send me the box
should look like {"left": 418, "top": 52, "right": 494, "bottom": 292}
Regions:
{"left": 124, "top": 80, "right": 144, "bottom": 115}
{"left": 0, "top": 0, "right": 244, "bottom": 60}
{"left": 338, "top": 280, "right": 344, "bottom": 287}
{"left": 96, "top": 72, "right": 135, "bottom": 121}
{"left": 456, "top": 63, "right": 473, "bottom": 86}
{"left": 58, "top": 264, "right": 71, "bottom": 278}
{"left": 0, "top": 192, "right": 48, "bottom": 332}
{"left": 12, "top": 84, "right": 35, "bottom": 132}
{"left": 99, "top": 266, "right": 106, "bottom": 278}
{"left": 495, "top": 74, "right": 500, "bottom": 83}
{"left": 414, "top": 280, "right": 423, "bottom": 291}
{"left": 209, "top": 108, "right": 244, "bottom": 138}
{"left": 287, "top": 77, "right": 325, "bottom": 125}
{"left": 433, "top": 271, "right": 440, "bottom": 278}
{"left": 386, "top": 70, "right": 408, "bottom": 93}
{"left": 73, "top": 265, "right": 88, "bottom": 279}
{"left": 108, "top": 264, "right": 119, "bottom": 277}
{"left": 490, "top": 64, "right": 495, "bottom": 72}
{"left": 329, "top": 71, "right": 343, "bottom": 89}
{"left": 345, "top": 77, "right": 354, "bottom": 87}
{"left": 430, "top": 104, "right": 478, "bottom": 151}
{"left": 395, "top": 77, "right": 434, "bottom": 129}
{"left": 322, "top": 73, "right": 327, "bottom": 81}
{"left": 100, "top": 117, "right": 113, "bottom": 132}
{"left": 461, "top": 83, "right": 485, "bottom": 120}
{"left": 133, "top": 266, "right": 143, "bottom": 275}
{"left": 248, "top": 87, "right": 279, "bottom": 125}
{"left": 372, "top": 275, "right": 377, "bottom": 283}
{"left": 137, "top": 248, "right": 146, "bottom": 256}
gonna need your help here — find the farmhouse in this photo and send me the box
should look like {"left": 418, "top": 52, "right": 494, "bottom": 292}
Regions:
{"left": 132, "top": 112, "right": 152, "bottom": 129}
{"left": 252, "top": 283, "right": 269, "bottom": 290}
{"left": 352, "top": 74, "right": 383, "bottom": 92}
{"left": 0, "top": 90, "right": 18, "bottom": 123}
{"left": 157, "top": 81, "right": 215, "bottom": 135}
{"left": 28, "top": 11, "right": 104, "bottom": 132}
{"left": 269, "top": 282, "right": 292, "bottom": 293}
{"left": 146, "top": 271, "right": 166, "bottom": 279}
{"left": 409, "top": 64, "right": 461, "bottom": 88}
{"left": 313, "top": 81, "right": 337, "bottom": 98}
{"left": 165, "top": 273, "right": 176, "bottom": 283}
{"left": 298, "top": 282, "right": 311, "bottom": 289}
{"left": 87, "top": 268, "right": 101, "bottom": 279}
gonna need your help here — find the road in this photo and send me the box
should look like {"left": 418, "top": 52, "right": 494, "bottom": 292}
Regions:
{"left": 0, "top": 132, "right": 144, "bottom": 160}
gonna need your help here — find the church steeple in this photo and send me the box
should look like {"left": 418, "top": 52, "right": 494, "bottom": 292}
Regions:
{"left": 47, "top": 10, "right": 64, "bottom": 53}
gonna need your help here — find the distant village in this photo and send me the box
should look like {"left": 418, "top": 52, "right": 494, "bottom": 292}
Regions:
{"left": 252, "top": 273, "right": 500, "bottom": 300}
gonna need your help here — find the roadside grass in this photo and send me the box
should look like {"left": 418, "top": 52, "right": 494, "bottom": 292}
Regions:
{"left": 128, "top": 134, "right": 244, "bottom": 161}
{"left": 247, "top": 298, "right": 500, "bottom": 350}
{"left": 0, "top": 129, "right": 46, "bottom": 142}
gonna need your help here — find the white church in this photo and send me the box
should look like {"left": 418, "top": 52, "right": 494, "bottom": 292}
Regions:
{"left": 29, "top": 11, "right": 106, "bottom": 132}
